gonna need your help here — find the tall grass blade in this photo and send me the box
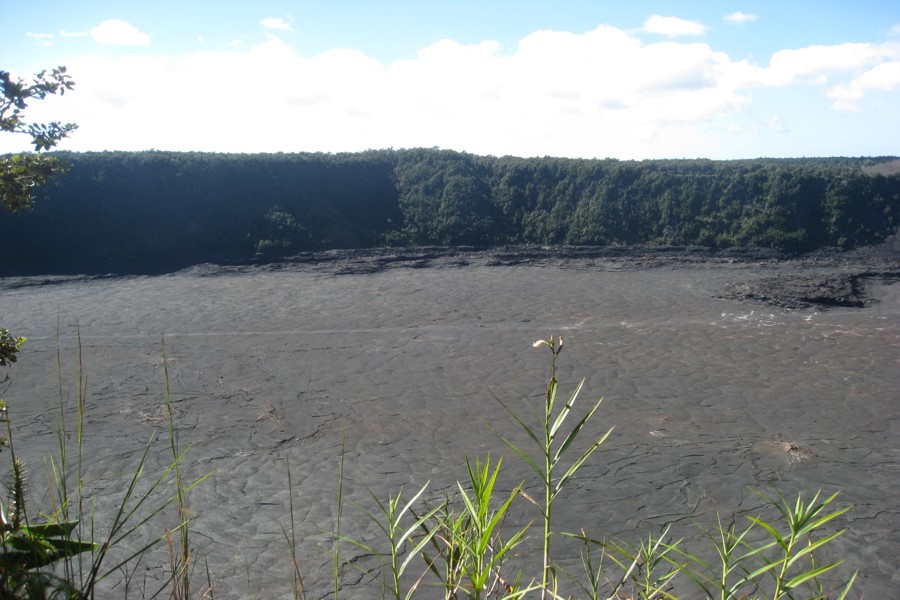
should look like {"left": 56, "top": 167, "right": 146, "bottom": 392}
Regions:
{"left": 283, "top": 452, "right": 306, "bottom": 600}
{"left": 548, "top": 378, "right": 585, "bottom": 441}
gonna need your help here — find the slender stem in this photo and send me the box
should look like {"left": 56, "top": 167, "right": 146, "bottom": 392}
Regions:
{"left": 543, "top": 432, "right": 552, "bottom": 598}
{"left": 76, "top": 324, "right": 87, "bottom": 587}
{"left": 391, "top": 508, "right": 401, "bottom": 600}
{"left": 774, "top": 531, "right": 795, "bottom": 599}
{"left": 541, "top": 349, "right": 559, "bottom": 599}
{"left": 334, "top": 433, "right": 345, "bottom": 600}
{"left": 162, "top": 337, "right": 190, "bottom": 599}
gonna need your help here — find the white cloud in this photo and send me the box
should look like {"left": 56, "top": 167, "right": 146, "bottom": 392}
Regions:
{"left": 642, "top": 15, "right": 706, "bottom": 37}
{"left": 4, "top": 22, "right": 897, "bottom": 159}
{"left": 724, "top": 11, "right": 757, "bottom": 24}
{"left": 828, "top": 61, "right": 900, "bottom": 110}
{"left": 41, "top": 25, "right": 748, "bottom": 157}
{"left": 260, "top": 17, "right": 294, "bottom": 32}
{"left": 857, "top": 61, "right": 900, "bottom": 89}
{"left": 90, "top": 19, "right": 150, "bottom": 47}
{"left": 762, "top": 42, "right": 899, "bottom": 86}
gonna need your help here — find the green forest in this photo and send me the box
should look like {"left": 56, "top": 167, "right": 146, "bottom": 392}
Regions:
{"left": 1, "top": 149, "right": 899, "bottom": 272}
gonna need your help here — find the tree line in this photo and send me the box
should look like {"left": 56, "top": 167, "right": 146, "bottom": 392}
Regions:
{"left": 1, "top": 148, "right": 898, "bottom": 272}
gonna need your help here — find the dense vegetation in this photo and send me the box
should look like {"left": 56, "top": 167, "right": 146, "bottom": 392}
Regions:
{"left": 1, "top": 149, "right": 898, "bottom": 272}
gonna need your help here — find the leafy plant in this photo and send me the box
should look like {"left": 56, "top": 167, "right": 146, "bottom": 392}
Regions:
{"left": 566, "top": 529, "right": 609, "bottom": 600}
{"left": 745, "top": 489, "right": 856, "bottom": 599}
{"left": 0, "top": 454, "right": 96, "bottom": 598}
{"left": 454, "top": 456, "right": 530, "bottom": 598}
{"left": 489, "top": 336, "right": 613, "bottom": 597}
{"left": 1, "top": 326, "right": 211, "bottom": 599}
{"left": 1, "top": 325, "right": 95, "bottom": 599}
{"left": 0, "top": 329, "right": 25, "bottom": 368}
{"left": 595, "top": 527, "right": 683, "bottom": 599}
{"left": 587, "top": 489, "right": 858, "bottom": 600}
{"left": 667, "top": 513, "right": 763, "bottom": 600}
{"left": 343, "top": 482, "right": 443, "bottom": 600}
{"left": 419, "top": 455, "right": 532, "bottom": 599}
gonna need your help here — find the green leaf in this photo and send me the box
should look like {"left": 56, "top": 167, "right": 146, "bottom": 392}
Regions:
{"left": 785, "top": 528, "right": 846, "bottom": 568}
{"left": 784, "top": 560, "right": 843, "bottom": 589}
{"left": 398, "top": 505, "right": 442, "bottom": 577}
{"left": 487, "top": 424, "right": 545, "bottom": 484}
{"left": 553, "top": 396, "right": 607, "bottom": 466}
{"left": 553, "top": 426, "right": 612, "bottom": 498}
{"left": 747, "top": 515, "right": 788, "bottom": 551}
{"left": 492, "top": 394, "right": 542, "bottom": 450}
{"left": 22, "top": 520, "right": 80, "bottom": 538}
{"left": 549, "top": 377, "right": 584, "bottom": 441}
{"left": 835, "top": 571, "right": 858, "bottom": 600}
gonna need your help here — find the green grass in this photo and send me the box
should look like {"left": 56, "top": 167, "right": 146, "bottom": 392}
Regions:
{"left": 1, "top": 330, "right": 210, "bottom": 599}
{"left": 1, "top": 334, "right": 858, "bottom": 599}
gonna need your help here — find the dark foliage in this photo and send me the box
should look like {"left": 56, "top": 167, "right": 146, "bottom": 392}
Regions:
{"left": 1, "top": 149, "right": 898, "bottom": 272}
{"left": 1, "top": 67, "right": 77, "bottom": 213}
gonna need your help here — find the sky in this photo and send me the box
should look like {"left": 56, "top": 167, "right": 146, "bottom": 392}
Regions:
{"left": 3, "top": 0, "right": 900, "bottom": 160}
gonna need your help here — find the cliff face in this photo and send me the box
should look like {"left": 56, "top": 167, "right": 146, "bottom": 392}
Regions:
{"left": 2, "top": 150, "right": 898, "bottom": 274}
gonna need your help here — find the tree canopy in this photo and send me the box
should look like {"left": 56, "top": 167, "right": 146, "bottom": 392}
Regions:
{"left": 1, "top": 66, "right": 77, "bottom": 212}
{"left": 1, "top": 149, "right": 897, "bottom": 273}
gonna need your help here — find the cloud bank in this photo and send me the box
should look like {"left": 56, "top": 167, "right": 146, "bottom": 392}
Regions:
{"left": 8, "top": 19, "right": 900, "bottom": 158}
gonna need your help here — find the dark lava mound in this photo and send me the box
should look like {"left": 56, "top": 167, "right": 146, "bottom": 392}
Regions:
{"left": 721, "top": 274, "right": 867, "bottom": 309}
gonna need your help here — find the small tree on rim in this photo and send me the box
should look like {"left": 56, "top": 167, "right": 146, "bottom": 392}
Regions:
{"left": 1, "top": 66, "right": 77, "bottom": 212}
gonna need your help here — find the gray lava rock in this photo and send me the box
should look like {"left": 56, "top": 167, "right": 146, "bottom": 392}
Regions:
{"left": 721, "top": 274, "right": 866, "bottom": 309}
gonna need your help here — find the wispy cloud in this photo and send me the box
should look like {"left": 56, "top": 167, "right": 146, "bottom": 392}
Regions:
{"left": 763, "top": 42, "right": 898, "bottom": 86}
{"left": 26, "top": 32, "right": 55, "bottom": 46}
{"left": 763, "top": 115, "right": 788, "bottom": 132}
{"left": 828, "top": 61, "right": 900, "bottom": 110}
{"left": 724, "top": 12, "right": 758, "bottom": 24}
{"left": 641, "top": 15, "right": 706, "bottom": 37}
{"left": 260, "top": 17, "right": 294, "bottom": 33}
{"left": 90, "top": 19, "right": 150, "bottom": 47}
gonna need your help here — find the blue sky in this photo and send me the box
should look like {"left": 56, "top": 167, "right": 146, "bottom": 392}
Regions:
{"left": 3, "top": 0, "right": 899, "bottom": 159}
